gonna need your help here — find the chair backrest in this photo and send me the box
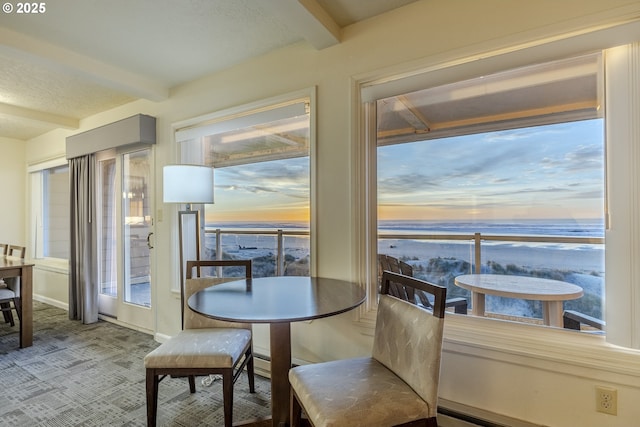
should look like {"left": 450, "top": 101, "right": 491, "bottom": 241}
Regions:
{"left": 7, "top": 245, "right": 25, "bottom": 259}
{"left": 0, "top": 243, "right": 8, "bottom": 256}
{"left": 378, "top": 254, "right": 413, "bottom": 276}
{"left": 378, "top": 254, "right": 418, "bottom": 302}
{"left": 375, "top": 271, "right": 447, "bottom": 417}
{"left": 379, "top": 254, "right": 439, "bottom": 308}
{"left": 183, "top": 259, "right": 252, "bottom": 330}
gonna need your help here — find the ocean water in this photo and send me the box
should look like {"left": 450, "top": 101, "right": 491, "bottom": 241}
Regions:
{"left": 377, "top": 218, "right": 604, "bottom": 238}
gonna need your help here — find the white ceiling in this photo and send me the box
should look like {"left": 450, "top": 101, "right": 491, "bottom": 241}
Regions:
{"left": 0, "top": 0, "right": 418, "bottom": 140}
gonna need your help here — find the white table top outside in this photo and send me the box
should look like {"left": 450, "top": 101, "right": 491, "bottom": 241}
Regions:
{"left": 454, "top": 274, "right": 584, "bottom": 301}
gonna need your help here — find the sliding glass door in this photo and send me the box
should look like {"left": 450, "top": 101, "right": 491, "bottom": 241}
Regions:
{"left": 97, "top": 147, "right": 155, "bottom": 331}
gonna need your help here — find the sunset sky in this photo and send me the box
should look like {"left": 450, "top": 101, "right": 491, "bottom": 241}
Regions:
{"left": 205, "top": 156, "right": 309, "bottom": 224}
{"left": 206, "top": 119, "right": 604, "bottom": 224}
{"left": 378, "top": 119, "right": 605, "bottom": 221}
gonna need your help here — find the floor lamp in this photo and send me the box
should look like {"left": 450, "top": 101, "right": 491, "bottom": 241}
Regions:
{"left": 163, "top": 165, "right": 214, "bottom": 292}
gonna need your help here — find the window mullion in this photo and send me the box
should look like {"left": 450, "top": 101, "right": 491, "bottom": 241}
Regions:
{"left": 604, "top": 43, "right": 640, "bottom": 349}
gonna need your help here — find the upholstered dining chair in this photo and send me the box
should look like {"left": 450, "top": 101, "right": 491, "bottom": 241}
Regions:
{"left": 378, "top": 254, "right": 468, "bottom": 314}
{"left": 0, "top": 244, "right": 26, "bottom": 326}
{"left": 144, "top": 259, "right": 255, "bottom": 427}
{"left": 289, "top": 270, "right": 447, "bottom": 427}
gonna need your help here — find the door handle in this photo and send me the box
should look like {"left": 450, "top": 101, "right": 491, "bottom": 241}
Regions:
{"left": 147, "top": 232, "right": 154, "bottom": 249}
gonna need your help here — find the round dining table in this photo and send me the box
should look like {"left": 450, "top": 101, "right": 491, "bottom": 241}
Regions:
{"left": 188, "top": 276, "right": 366, "bottom": 427}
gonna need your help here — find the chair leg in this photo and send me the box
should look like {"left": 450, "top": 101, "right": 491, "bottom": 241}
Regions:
{"left": 188, "top": 375, "right": 196, "bottom": 393}
{"left": 1, "top": 302, "right": 15, "bottom": 326}
{"left": 222, "top": 369, "right": 234, "bottom": 427}
{"left": 454, "top": 303, "right": 467, "bottom": 315}
{"left": 12, "top": 298, "right": 21, "bottom": 322}
{"left": 290, "top": 389, "right": 303, "bottom": 427}
{"left": 246, "top": 347, "right": 255, "bottom": 393}
{"left": 146, "top": 369, "right": 159, "bottom": 427}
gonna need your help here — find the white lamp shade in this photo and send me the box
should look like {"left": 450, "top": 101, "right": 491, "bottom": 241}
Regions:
{"left": 163, "top": 164, "right": 214, "bottom": 204}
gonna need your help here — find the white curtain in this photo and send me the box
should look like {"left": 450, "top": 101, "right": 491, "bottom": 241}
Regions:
{"left": 68, "top": 154, "right": 98, "bottom": 323}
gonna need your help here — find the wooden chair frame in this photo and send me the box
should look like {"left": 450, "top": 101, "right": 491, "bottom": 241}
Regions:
{"left": 7, "top": 245, "right": 26, "bottom": 259}
{"left": 381, "top": 270, "right": 446, "bottom": 318}
{"left": 563, "top": 309, "right": 605, "bottom": 331}
{"left": 378, "top": 254, "right": 467, "bottom": 314}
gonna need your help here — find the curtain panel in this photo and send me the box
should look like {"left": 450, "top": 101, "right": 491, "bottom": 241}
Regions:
{"left": 68, "top": 154, "right": 98, "bottom": 324}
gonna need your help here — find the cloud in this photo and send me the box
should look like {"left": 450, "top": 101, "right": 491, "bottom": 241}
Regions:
{"left": 483, "top": 128, "right": 547, "bottom": 142}
{"left": 218, "top": 184, "right": 276, "bottom": 194}
{"left": 216, "top": 157, "right": 309, "bottom": 200}
{"left": 563, "top": 144, "right": 604, "bottom": 172}
{"left": 378, "top": 172, "right": 440, "bottom": 195}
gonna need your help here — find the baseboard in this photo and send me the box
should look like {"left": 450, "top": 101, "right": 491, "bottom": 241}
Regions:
{"left": 154, "top": 332, "right": 172, "bottom": 343}
{"left": 33, "top": 295, "right": 68, "bottom": 311}
{"left": 97, "top": 314, "right": 153, "bottom": 335}
{"left": 438, "top": 399, "right": 548, "bottom": 427}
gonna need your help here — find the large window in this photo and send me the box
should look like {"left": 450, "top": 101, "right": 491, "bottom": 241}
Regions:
{"left": 375, "top": 54, "right": 605, "bottom": 329}
{"left": 175, "top": 91, "right": 314, "bottom": 278}
{"left": 30, "top": 159, "right": 70, "bottom": 261}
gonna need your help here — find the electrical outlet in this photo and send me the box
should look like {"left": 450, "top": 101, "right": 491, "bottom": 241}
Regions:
{"left": 596, "top": 386, "right": 617, "bottom": 415}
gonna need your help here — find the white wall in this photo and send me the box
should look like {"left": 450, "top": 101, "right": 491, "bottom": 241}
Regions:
{"left": 0, "top": 137, "right": 26, "bottom": 246}
{"left": 24, "top": 1, "right": 640, "bottom": 425}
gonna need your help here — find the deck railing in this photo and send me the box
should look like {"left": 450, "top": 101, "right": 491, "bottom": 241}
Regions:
{"left": 205, "top": 228, "right": 310, "bottom": 276}
{"left": 205, "top": 227, "right": 604, "bottom": 324}
{"left": 205, "top": 227, "right": 603, "bottom": 275}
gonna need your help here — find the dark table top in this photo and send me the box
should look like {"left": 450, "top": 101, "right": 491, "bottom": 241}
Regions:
{"left": 188, "top": 276, "right": 366, "bottom": 324}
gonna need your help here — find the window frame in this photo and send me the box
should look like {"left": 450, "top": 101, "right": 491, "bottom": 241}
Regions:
{"left": 170, "top": 87, "right": 318, "bottom": 290}
{"left": 28, "top": 156, "right": 70, "bottom": 269}
{"left": 374, "top": 56, "right": 605, "bottom": 328}
{"left": 353, "top": 27, "right": 640, "bottom": 358}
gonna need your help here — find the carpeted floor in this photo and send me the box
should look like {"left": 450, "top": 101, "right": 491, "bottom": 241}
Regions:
{"left": 0, "top": 301, "right": 271, "bottom": 426}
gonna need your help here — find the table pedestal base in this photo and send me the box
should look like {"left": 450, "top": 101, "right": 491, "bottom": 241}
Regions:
{"left": 270, "top": 322, "right": 291, "bottom": 427}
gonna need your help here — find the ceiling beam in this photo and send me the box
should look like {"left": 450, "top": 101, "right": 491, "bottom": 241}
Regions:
{"left": 396, "top": 95, "right": 431, "bottom": 132}
{"left": 0, "top": 27, "right": 169, "bottom": 101}
{"left": 429, "top": 100, "right": 599, "bottom": 131}
{"left": 270, "top": 0, "right": 341, "bottom": 49}
{"left": 377, "top": 100, "right": 599, "bottom": 143}
{"left": 0, "top": 102, "right": 79, "bottom": 129}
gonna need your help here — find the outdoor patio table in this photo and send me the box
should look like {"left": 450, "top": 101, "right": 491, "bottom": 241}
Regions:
{"left": 454, "top": 273, "right": 583, "bottom": 327}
